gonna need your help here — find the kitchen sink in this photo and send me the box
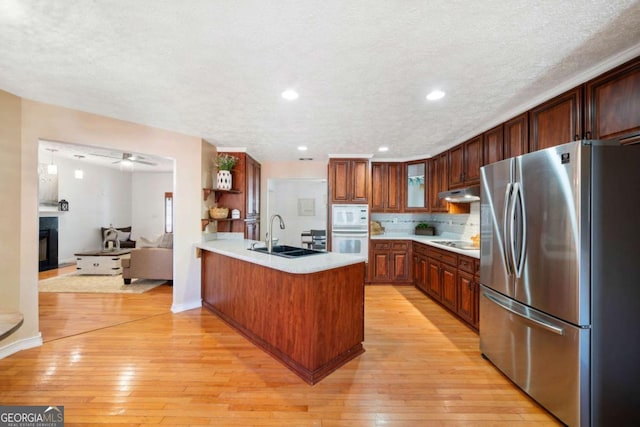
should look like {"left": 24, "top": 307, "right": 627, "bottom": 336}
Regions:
{"left": 249, "top": 245, "right": 326, "bottom": 258}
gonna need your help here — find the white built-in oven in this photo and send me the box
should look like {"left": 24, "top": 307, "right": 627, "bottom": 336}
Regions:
{"left": 331, "top": 204, "right": 369, "bottom": 260}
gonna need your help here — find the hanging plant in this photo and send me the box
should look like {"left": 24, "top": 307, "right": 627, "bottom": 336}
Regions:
{"left": 214, "top": 153, "right": 238, "bottom": 171}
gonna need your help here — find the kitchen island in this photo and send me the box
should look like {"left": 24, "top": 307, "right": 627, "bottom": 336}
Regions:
{"left": 197, "top": 239, "right": 366, "bottom": 384}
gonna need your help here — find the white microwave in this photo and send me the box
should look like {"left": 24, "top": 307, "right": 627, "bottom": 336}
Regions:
{"left": 332, "top": 204, "right": 369, "bottom": 231}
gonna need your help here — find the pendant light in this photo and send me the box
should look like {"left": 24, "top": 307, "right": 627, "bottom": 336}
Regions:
{"left": 46, "top": 148, "right": 58, "bottom": 175}
{"left": 73, "top": 154, "right": 85, "bottom": 179}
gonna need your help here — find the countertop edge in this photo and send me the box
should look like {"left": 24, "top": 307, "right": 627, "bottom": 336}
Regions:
{"left": 371, "top": 234, "right": 480, "bottom": 259}
{"left": 196, "top": 240, "right": 366, "bottom": 274}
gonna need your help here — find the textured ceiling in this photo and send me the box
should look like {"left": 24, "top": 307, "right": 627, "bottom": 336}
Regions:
{"left": 3, "top": 1, "right": 640, "bottom": 163}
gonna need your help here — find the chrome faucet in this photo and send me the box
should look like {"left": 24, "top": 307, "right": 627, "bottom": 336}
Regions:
{"left": 267, "top": 214, "right": 286, "bottom": 253}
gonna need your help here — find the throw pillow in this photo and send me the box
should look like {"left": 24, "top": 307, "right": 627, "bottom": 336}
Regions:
{"left": 117, "top": 231, "right": 131, "bottom": 242}
{"left": 137, "top": 236, "right": 160, "bottom": 248}
{"left": 158, "top": 233, "right": 173, "bottom": 249}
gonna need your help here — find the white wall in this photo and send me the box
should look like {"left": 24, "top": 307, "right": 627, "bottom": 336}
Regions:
{"left": 267, "top": 179, "right": 327, "bottom": 247}
{"left": 41, "top": 155, "right": 134, "bottom": 263}
{"left": 132, "top": 171, "right": 173, "bottom": 241}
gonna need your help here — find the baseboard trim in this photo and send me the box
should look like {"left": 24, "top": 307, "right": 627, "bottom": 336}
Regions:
{"left": 171, "top": 299, "right": 201, "bottom": 313}
{"left": 0, "top": 334, "right": 43, "bottom": 359}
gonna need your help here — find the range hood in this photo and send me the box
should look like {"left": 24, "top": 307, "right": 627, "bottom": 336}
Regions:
{"left": 438, "top": 185, "right": 481, "bottom": 203}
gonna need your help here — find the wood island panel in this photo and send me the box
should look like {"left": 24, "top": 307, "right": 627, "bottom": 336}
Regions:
{"left": 201, "top": 250, "right": 365, "bottom": 384}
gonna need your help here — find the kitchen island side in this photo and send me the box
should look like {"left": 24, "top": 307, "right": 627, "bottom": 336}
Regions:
{"left": 198, "top": 240, "right": 366, "bottom": 385}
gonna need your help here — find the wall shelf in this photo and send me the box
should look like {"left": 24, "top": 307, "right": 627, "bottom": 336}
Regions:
{"left": 201, "top": 217, "right": 243, "bottom": 232}
{"left": 203, "top": 188, "right": 241, "bottom": 202}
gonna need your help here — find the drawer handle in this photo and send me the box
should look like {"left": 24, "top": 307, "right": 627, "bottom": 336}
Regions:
{"left": 483, "top": 292, "right": 564, "bottom": 336}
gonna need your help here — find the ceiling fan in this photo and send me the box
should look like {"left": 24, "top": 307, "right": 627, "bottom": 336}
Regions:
{"left": 90, "top": 152, "right": 157, "bottom": 166}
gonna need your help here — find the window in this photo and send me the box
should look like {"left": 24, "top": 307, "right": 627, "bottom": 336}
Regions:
{"left": 164, "top": 192, "right": 173, "bottom": 233}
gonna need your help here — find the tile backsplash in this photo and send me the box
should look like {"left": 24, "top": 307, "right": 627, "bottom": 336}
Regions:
{"left": 371, "top": 202, "right": 480, "bottom": 240}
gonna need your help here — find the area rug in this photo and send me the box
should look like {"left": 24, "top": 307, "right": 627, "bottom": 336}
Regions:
{"left": 39, "top": 273, "right": 166, "bottom": 294}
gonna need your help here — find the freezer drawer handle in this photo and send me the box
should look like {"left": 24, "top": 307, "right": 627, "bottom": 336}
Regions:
{"left": 483, "top": 292, "right": 564, "bottom": 336}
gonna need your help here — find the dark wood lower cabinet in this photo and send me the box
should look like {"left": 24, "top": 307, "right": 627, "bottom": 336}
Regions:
{"left": 201, "top": 250, "right": 365, "bottom": 384}
{"left": 369, "top": 240, "right": 412, "bottom": 284}
{"left": 457, "top": 270, "right": 479, "bottom": 329}
{"left": 412, "top": 242, "right": 479, "bottom": 332}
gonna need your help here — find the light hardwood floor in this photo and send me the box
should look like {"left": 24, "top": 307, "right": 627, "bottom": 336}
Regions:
{"left": 1, "top": 270, "right": 560, "bottom": 426}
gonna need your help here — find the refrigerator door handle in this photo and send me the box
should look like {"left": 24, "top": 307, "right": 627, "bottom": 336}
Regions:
{"left": 483, "top": 292, "right": 565, "bottom": 336}
{"left": 502, "top": 182, "right": 514, "bottom": 275}
{"left": 510, "top": 182, "right": 526, "bottom": 278}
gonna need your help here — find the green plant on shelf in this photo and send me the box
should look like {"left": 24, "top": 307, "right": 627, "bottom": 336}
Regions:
{"left": 214, "top": 153, "right": 238, "bottom": 171}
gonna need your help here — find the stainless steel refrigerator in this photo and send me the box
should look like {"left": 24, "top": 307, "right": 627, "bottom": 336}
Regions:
{"left": 479, "top": 140, "right": 640, "bottom": 427}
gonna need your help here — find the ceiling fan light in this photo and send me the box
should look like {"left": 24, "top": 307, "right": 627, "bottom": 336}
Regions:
{"left": 74, "top": 169, "right": 84, "bottom": 179}
{"left": 47, "top": 164, "right": 58, "bottom": 174}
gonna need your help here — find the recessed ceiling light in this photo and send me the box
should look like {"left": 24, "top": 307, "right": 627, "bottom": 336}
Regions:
{"left": 426, "top": 90, "right": 445, "bottom": 101}
{"left": 378, "top": 146, "right": 389, "bottom": 152}
{"left": 281, "top": 89, "right": 299, "bottom": 100}
{"left": 297, "top": 146, "right": 308, "bottom": 151}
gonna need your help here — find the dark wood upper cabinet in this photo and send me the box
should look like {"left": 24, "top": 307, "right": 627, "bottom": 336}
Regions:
{"left": 585, "top": 56, "right": 640, "bottom": 145}
{"left": 329, "top": 158, "right": 369, "bottom": 204}
{"left": 483, "top": 125, "right": 504, "bottom": 166}
{"left": 504, "top": 113, "right": 529, "bottom": 158}
{"left": 246, "top": 155, "right": 260, "bottom": 218}
{"left": 405, "top": 160, "right": 428, "bottom": 211}
{"left": 449, "top": 135, "right": 482, "bottom": 188}
{"left": 371, "top": 162, "right": 403, "bottom": 213}
{"left": 428, "top": 153, "right": 448, "bottom": 212}
{"left": 529, "top": 87, "right": 583, "bottom": 152}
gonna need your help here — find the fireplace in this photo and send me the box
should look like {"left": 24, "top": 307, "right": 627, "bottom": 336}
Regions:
{"left": 39, "top": 217, "right": 59, "bottom": 272}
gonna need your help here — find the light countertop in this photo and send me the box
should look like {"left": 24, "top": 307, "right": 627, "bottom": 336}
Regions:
{"left": 371, "top": 232, "right": 480, "bottom": 259}
{"left": 197, "top": 239, "right": 366, "bottom": 274}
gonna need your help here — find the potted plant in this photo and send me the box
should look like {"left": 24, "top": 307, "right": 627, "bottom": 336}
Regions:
{"left": 415, "top": 222, "right": 435, "bottom": 236}
{"left": 214, "top": 154, "right": 238, "bottom": 190}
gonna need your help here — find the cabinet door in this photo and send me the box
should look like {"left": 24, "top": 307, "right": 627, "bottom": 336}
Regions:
{"left": 413, "top": 254, "right": 428, "bottom": 293}
{"left": 246, "top": 156, "right": 260, "bottom": 218}
{"left": 586, "top": 57, "right": 640, "bottom": 145}
{"left": 448, "top": 144, "right": 464, "bottom": 188}
{"left": 440, "top": 263, "right": 458, "bottom": 311}
{"left": 483, "top": 125, "right": 504, "bottom": 166}
{"left": 371, "top": 163, "right": 403, "bottom": 212}
{"left": 457, "top": 270, "right": 478, "bottom": 328}
{"left": 371, "top": 250, "right": 390, "bottom": 282}
{"left": 405, "top": 160, "right": 427, "bottom": 211}
{"left": 245, "top": 220, "right": 260, "bottom": 241}
{"left": 350, "top": 159, "right": 370, "bottom": 203}
{"left": 385, "top": 163, "right": 403, "bottom": 212}
{"left": 464, "top": 135, "right": 482, "bottom": 184}
{"left": 370, "top": 163, "right": 385, "bottom": 212}
{"left": 329, "top": 159, "right": 351, "bottom": 203}
{"left": 391, "top": 251, "right": 410, "bottom": 283}
{"left": 429, "top": 153, "right": 448, "bottom": 212}
{"left": 504, "top": 113, "right": 529, "bottom": 158}
{"left": 426, "top": 258, "right": 442, "bottom": 299}
{"left": 529, "top": 87, "right": 583, "bottom": 152}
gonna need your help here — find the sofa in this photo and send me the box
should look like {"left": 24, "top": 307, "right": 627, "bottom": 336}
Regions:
{"left": 122, "top": 233, "right": 173, "bottom": 285}
{"left": 122, "top": 248, "right": 173, "bottom": 285}
{"left": 101, "top": 226, "right": 136, "bottom": 249}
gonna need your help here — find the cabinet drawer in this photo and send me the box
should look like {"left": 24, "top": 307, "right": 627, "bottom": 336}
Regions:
{"left": 391, "top": 242, "right": 409, "bottom": 251}
{"left": 413, "top": 242, "right": 428, "bottom": 256}
{"left": 458, "top": 255, "right": 475, "bottom": 273}
{"left": 427, "top": 247, "right": 457, "bottom": 266}
{"left": 371, "top": 241, "right": 391, "bottom": 250}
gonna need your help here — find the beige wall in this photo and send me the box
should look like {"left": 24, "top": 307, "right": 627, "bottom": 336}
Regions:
{"left": 2, "top": 92, "right": 205, "bottom": 357}
{"left": 0, "top": 91, "right": 22, "bottom": 338}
